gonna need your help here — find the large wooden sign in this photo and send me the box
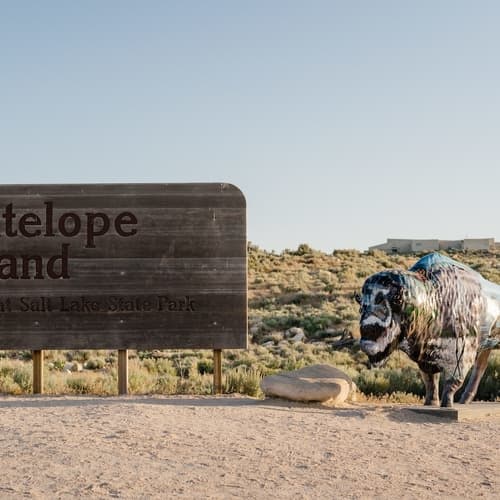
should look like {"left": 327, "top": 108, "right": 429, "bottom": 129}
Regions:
{"left": 0, "top": 183, "right": 247, "bottom": 350}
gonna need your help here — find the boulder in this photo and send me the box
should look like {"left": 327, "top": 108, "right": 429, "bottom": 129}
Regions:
{"left": 64, "top": 362, "right": 83, "bottom": 372}
{"left": 260, "top": 364, "right": 354, "bottom": 404}
{"left": 289, "top": 331, "right": 306, "bottom": 343}
{"left": 249, "top": 324, "right": 262, "bottom": 335}
{"left": 285, "top": 327, "right": 305, "bottom": 339}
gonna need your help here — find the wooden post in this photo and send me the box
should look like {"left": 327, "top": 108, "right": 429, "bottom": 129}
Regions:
{"left": 33, "top": 350, "right": 44, "bottom": 394}
{"left": 118, "top": 349, "right": 128, "bottom": 395}
{"left": 213, "top": 349, "right": 223, "bottom": 395}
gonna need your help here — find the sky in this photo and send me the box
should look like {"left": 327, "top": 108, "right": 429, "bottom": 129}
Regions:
{"left": 1, "top": 1, "right": 499, "bottom": 252}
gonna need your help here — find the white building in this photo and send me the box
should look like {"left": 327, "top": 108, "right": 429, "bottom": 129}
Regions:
{"left": 369, "top": 238, "right": 496, "bottom": 254}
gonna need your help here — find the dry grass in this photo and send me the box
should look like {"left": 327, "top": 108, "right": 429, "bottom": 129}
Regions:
{"left": 0, "top": 246, "right": 498, "bottom": 402}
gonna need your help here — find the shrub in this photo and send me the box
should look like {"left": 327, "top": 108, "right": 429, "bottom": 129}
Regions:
{"left": 355, "top": 365, "right": 424, "bottom": 397}
{"left": 476, "top": 352, "right": 500, "bottom": 401}
{"left": 51, "top": 358, "right": 67, "bottom": 371}
{"left": 224, "top": 367, "right": 263, "bottom": 397}
{"left": 153, "top": 375, "right": 177, "bottom": 394}
{"left": 66, "top": 376, "right": 95, "bottom": 394}
{"left": 457, "top": 351, "right": 500, "bottom": 402}
{"left": 13, "top": 366, "right": 32, "bottom": 392}
{"left": 197, "top": 359, "right": 214, "bottom": 375}
{"left": 85, "top": 358, "right": 105, "bottom": 370}
{"left": 0, "top": 361, "right": 32, "bottom": 393}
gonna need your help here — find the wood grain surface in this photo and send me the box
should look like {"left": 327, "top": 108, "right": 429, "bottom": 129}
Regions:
{"left": 0, "top": 183, "right": 247, "bottom": 349}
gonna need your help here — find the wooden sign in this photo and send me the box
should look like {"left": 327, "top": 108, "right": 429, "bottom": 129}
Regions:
{"left": 0, "top": 183, "right": 247, "bottom": 350}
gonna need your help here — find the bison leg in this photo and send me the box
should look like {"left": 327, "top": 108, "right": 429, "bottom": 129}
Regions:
{"left": 420, "top": 371, "right": 440, "bottom": 406}
{"left": 459, "top": 349, "right": 491, "bottom": 404}
{"left": 441, "top": 377, "right": 464, "bottom": 408}
{"left": 440, "top": 336, "right": 477, "bottom": 408}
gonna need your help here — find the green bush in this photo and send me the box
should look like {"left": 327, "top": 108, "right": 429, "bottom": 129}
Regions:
{"left": 85, "top": 358, "right": 105, "bottom": 370}
{"left": 66, "top": 376, "right": 94, "bottom": 394}
{"left": 197, "top": 359, "right": 214, "bottom": 375}
{"left": 13, "top": 366, "right": 32, "bottom": 392}
{"left": 153, "top": 375, "right": 177, "bottom": 394}
{"left": 355, "top": 365, "right": 425, "bottom": 397}
{"left": 457, "top": 351, "right": 500, "bottom": 402}
{"left": 476, "top": 354, "right": 500, "bottom": 401}
{"left": 224, "top": 367, "right": 263, "bottom": 397}
{"left": 0, "top": 361, "right": 33, "bottom": 393}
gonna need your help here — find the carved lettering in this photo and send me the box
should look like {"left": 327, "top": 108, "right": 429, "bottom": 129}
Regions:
{"left": 158, "top": 296, "right": 196, "bottom": 312}
{"left": 46, "top": 243, "right": 70, "bottom": 279}
{"left": 20, "top": 297, "right": 53, "bottom": 312}
{"left": 44, "top": 201, "right": 55, "bottom": 236}
{"left": 19, "top": 213, "right": 42, "bottom": 237}
{"left": 85, "top": 213, "right": 110, "bottom": 248}
{"left": 3, "top": 204, "right": 17, "bottom": 237}
{"left": 21, "top": 255, "right": 44, "bottom": 280}
{"left": 0, "top": 202, "right": 139, "bottom": 279}
{"left": 0, "top": 244, "right": 70, "bottom": 280}
{"left": 58, "top": 213, "right": 81, "bottom": 237}
{"left": 115, "top": 212, "right": 138, "bottom": 237}
{"left": 0, "top": 255, "right": 17, "bottom": 279}
{"left": 7, "top": 295, "right": 199, "bottom": 313}
{"left": 0, "top": 298, "right": 12, "bottom": 312}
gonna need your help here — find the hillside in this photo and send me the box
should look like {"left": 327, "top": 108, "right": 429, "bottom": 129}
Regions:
{"left": 248, "top": 243, "right": 500, "bottom": 342}
{"left": 0, "top": 245, "right": 498, "bottom": 400}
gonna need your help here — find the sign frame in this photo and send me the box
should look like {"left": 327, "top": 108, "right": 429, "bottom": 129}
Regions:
{"left": 0, "top": 183, "right": 247, "bottom": 393}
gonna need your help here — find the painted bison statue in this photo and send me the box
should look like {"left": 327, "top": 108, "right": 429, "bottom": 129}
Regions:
{"left": 357, "top": 253, "right": 500, "bottom": 407}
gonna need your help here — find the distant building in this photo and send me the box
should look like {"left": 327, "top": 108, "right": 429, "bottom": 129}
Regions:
{"left": 369, "top": 238, "right": 497, "bottom": 254}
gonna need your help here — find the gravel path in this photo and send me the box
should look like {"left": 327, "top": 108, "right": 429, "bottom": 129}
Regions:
{"left": 0, "top": 395, "right": 498, "bottom": 499}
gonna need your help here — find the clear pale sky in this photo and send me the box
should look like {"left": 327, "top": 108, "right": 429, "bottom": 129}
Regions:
{"left": 1, "top": 2, "right": 498, "bottom": 252}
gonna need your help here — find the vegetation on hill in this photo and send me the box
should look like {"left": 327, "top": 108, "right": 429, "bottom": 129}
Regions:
{"left": 248, "top": 243, "right": 500, "bottom": 341}
{"left": 0, "top": 245, "right": 498, "bottom": 401}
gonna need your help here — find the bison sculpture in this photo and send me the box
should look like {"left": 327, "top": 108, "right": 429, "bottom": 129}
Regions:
{"left": 357, "top": 253, "right": 499, "bottom": 407}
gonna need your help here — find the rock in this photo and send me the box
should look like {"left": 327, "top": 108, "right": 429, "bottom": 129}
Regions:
{"left": 324, "top": 328, "right": 340, "bottom": 335}
{"left": 285, "top": 327, "right": 306, "bottom": 343}
{"left": 249, "top": 324, "right": 261, "bottom": 335}
{"left": 261, "top": 341, "right": 275, "bottom": 348}
{"left": 152, "top": 350, "right": 169, "bottom": 359}
{"left": 260, "top": 364, "right": 354, "bottom": 404}
{"left": 323, "top": 337, "right": 343, "bottom": 343}
{"left": 285, "top": 327, "right": 305, "bottom": 339}
{"left": 310, "top": 341, "right": 327, "bottom": 349}
{"left": 259, "top": 332, "right": 284, "bottom": 345}
{"left": 64, "top": 362, "right": 83, "bottom": 372}
{"left": 289, "top": 331, "right": 306, "bottom": 343}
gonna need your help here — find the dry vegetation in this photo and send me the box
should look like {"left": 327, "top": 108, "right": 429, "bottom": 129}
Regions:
{"left": 0, "top": 244, "right": 499, "bottom": 402}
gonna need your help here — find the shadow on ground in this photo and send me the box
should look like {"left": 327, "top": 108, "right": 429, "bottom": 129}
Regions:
{"left": 1, "top": 395, "right": 497, "bottom": 423}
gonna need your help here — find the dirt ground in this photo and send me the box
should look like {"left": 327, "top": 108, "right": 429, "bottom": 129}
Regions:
{"left": 0, "top": 395, "right": 498, "bottom": 499}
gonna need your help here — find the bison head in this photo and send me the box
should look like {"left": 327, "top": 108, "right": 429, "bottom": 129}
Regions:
{"left": 356, "top": 271, "right": 408, "bottom": 367}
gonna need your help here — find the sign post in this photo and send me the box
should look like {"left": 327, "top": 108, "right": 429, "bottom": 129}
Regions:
{"left": 0, "top": 184, "right": 247, "bottom": 394}
{"left": 33, "top": 350, "right": 44, "bottom": 394}
{"left": 213, "top": 349, "right": 222, "bottom": 394}
{"left": 118, "top": 350, "right": 129, "bottom": 395}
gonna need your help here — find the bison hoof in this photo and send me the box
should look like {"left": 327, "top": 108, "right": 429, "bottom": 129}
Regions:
{"left": 424, "top": 399, "right": 440, "bottom": 407}
{"left": 459, "top": 393, "right": 473, "bottom": 404}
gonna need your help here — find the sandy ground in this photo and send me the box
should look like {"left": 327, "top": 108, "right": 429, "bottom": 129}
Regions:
{"left": 0, "top": 395, "right": 498, "bottom": 499}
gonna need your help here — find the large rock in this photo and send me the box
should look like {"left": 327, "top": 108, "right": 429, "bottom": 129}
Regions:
{"left": 284, "top": 327, "right": 305, "bottom": 339}
{"left": 64, "top": 361, "right": 83, "bottom": 373}
{"left": 260, "top": 364, "right": 353, "bottom": 404}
